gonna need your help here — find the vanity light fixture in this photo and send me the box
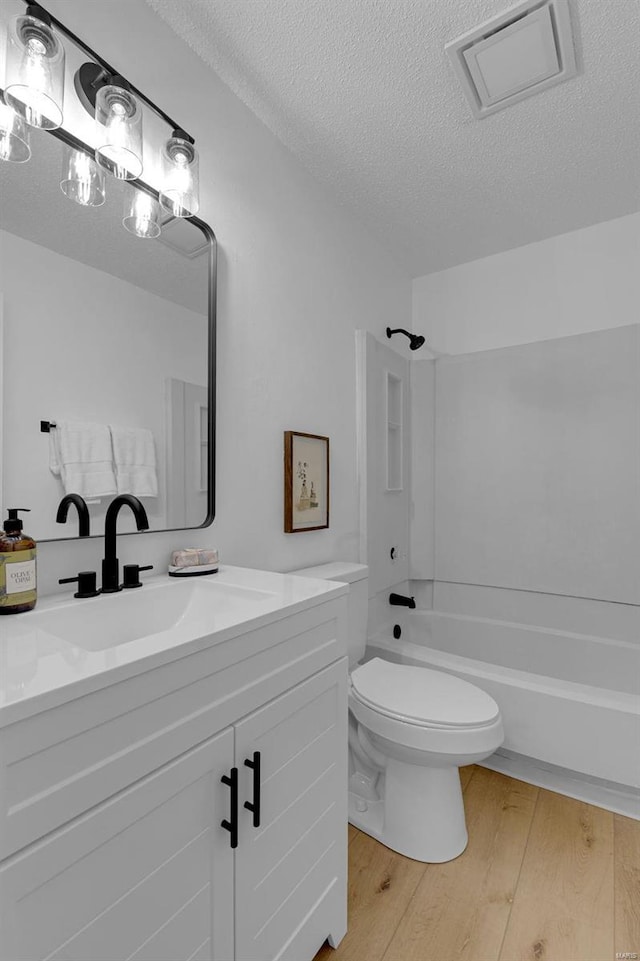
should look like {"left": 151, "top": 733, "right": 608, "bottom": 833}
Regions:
{"left": 3, "top": 0, "right": 202, "bottom": 236}
{"left": 0, "top": 95, "right": 31, "bottom": 163}
{"left": 123, "top": 185, "right": 161, "bottom": 239}
{"left": 60, "top": 144, "right": 105, "bottom": 206}
{"left": 75, "top": 64, "right": 144, "bottom": 181}
{"left": 4, "top": 4, "right": 65, "bottom": 130}
{"left": 94, "top": 76, "right": 143, "bottom": 181}
{"left": 159, "top": 130, "right": 200, "bottom": 218}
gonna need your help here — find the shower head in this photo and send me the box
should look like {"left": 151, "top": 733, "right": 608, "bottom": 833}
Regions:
{"left": 386, "top": 327, "right": 426, "bottom": 351}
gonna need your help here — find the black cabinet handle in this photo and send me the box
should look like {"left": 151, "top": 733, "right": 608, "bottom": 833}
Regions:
{"left": 243, "top": 751, "right": 261, "bottom": 828}
{"left": 221, "top": 767, "right": 239, "bottom": 849}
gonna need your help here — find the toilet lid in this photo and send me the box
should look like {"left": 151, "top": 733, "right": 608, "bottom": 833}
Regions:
{"left": 350, "top": 658, "right": 500, "bottom": 728}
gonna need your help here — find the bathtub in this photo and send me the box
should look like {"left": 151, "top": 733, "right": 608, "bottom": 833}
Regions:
{"left": 368, "top": 609, "right": 640, "bottom": 813}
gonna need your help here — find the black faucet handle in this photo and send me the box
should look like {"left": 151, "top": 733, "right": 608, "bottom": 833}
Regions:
{"left": 59, "top": 571, "right": 100, "bottom": 599}
{"left": 122, "top": 564, "right": 154, "bottom": 589}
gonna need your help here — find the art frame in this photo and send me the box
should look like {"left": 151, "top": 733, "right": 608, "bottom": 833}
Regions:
{"left": 284, "top": 431, "right": 330, "bottom": 533}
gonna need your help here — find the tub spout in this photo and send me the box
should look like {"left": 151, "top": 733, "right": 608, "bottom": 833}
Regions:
{"left": 389, "top": 592, "right": 416, "bottom": 609}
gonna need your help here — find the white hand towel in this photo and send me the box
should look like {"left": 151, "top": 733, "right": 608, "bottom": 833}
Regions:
{"left": 48, "top": 420, "right": 117, "bottom": 498}
{"left": 109, "top": 425, "right": 158, "bottom": 498}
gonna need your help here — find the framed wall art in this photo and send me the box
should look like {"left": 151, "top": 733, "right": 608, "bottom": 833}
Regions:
{"left": 284, "top": 431, "right": 330, "bottom": 533}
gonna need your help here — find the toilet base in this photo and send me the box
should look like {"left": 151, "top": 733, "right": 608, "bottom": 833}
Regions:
{"left": 349, "top": 761, "right": 468, "bottom": 863}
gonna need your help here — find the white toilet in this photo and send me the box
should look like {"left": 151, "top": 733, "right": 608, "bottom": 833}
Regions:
{"left": 293, "top": 562, "right": 504, "bottom": 863}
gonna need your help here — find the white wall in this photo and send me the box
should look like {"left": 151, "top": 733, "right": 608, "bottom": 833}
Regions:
{"left": 1, "top": 0, "right": 411, "bottom": 596}
{"left": 412, "top": 213, "right": 640, "bottom": 355}
{"left": 1, "top": 230, "right": 206, "bottom": 539}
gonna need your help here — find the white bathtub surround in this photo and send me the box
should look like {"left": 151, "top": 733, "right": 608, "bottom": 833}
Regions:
{"left": 400, "top": 315, "right": 640, "bottom": 813}
{"left": 356, "top": 332, "right": 411, "bottom": 597}
{"left": 409, "top": 356, "right": 436, "bottom": 581}
{"left": 432, "top": 325, "right": 640, "bottom": 606}
{"left": 430, "top": 581, "right": 640, "bottom": 646}
{"left": 408, "top": 609, "right": 640, "bottom": 693}
{"left": 367, "top": 582, "right": 416, "bottom": 643}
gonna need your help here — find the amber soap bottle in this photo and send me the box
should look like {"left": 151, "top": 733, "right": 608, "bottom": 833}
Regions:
{"left": 0, "top": 508, "right": 37, "bottom": 614}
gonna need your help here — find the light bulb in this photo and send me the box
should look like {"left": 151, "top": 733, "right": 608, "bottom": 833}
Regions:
{"left": 0, "top": 98, "right": 30, "bottom": 163}
{"left": 60, "top": 145, "right": 105, "bottom": 206}
{"left": 4, "top": 12, "right": 65, "bottom": 130}
{"left": 160, "top": 133, "right": 199, "bottom": 218}
{"left": 123, "top": 186, "right": 161, "bottom": 239}
{"left": 95, "top": 81, "right": 143, "bottom": 181}
{"left": 164, "top": 155, "right": 191, "bottom": 201}
{"left": 22, "top": 38, "right": 49, "bottom": 128}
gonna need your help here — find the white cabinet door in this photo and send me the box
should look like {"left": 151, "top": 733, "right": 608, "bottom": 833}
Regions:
{"left": 234, "top": 659, "right": 348, "bottom": 961}
{"left": 0, "top": 729, "right": 235, "bottom": 961}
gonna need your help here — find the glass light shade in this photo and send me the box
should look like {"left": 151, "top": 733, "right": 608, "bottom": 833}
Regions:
{"left": 123, "top": 186, "right": 161, "bottom": 239}
{"left": 95, "top": 82, "right": 143, "bottom": 181}
{"left": 159, "top": 135, "right": 199, "bottom": 218}
{"left": 4, "top": 12, "right": 65, "bottom": 130}
{"left": 60, "top": 145, "right": 105, "bottom": 206}
{"left": 0, "top": 98, "right": 31, "bottom": 163}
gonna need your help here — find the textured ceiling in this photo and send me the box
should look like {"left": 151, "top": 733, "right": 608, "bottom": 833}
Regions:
{"left": 146, "top": 0, "right": 640, "bottom": 277}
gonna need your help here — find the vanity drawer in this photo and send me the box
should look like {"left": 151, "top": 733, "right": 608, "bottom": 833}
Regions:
{"left": 0, "top": 597, "right": 347, "bottom": 859}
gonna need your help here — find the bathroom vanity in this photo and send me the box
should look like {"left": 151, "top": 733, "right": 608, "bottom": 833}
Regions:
{"left": 0, "top": 567, "right": 349, "bottom": 961}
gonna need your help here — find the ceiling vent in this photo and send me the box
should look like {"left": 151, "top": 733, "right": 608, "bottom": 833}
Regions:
{"left": 446, "top": 0, "right": 577, "bottom": 119}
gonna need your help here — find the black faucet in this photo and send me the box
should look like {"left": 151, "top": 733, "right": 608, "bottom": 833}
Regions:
{"left": 389, "top": 592, "right": 416, "bottom": 609}
{"left": 56, "top": 494, "right": 91, "bottom": 537}
{"left": 101, "top": 495, "right": 149, "bottom": 593}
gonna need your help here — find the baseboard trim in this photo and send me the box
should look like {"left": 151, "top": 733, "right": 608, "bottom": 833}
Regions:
{"left": 481, "top": 749, "right": 640, "bottom": 819}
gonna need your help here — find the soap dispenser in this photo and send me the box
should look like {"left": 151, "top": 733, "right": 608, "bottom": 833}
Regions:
{"left": 0, "top": 509, "right": 37, "bottom": 614}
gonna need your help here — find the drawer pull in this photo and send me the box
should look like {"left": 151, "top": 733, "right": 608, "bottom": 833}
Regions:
{"left": 243, "top": 751, "right": 261, "bottom": 828}
{"left": 221, "top": 767, "right": 239, "bottom": 849}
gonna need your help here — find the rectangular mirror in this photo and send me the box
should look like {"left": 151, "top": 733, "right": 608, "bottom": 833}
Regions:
{"left": 0, "top": 125, "right": 216, "bottom": 540}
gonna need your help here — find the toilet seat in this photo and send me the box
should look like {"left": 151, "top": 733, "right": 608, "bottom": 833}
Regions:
{"left": 350, "top": 658, "right": 500, "bottom": 729}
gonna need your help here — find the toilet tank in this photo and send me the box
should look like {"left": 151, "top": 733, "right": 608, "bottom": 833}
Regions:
{"left": 291, "top": 562, "right": 369, "bottom": 668}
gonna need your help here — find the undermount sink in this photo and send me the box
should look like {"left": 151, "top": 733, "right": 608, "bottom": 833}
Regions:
{"left": 27, "top": 577, "right": 278, "bottom": 652}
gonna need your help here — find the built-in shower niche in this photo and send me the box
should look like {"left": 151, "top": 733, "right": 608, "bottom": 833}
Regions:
{"left": 386, "top": 371, "right": 403, "bottom": 491}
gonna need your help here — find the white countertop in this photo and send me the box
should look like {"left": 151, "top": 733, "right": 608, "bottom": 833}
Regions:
{"left": 0, "top": 565, "right": 347, "bottom": 727}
